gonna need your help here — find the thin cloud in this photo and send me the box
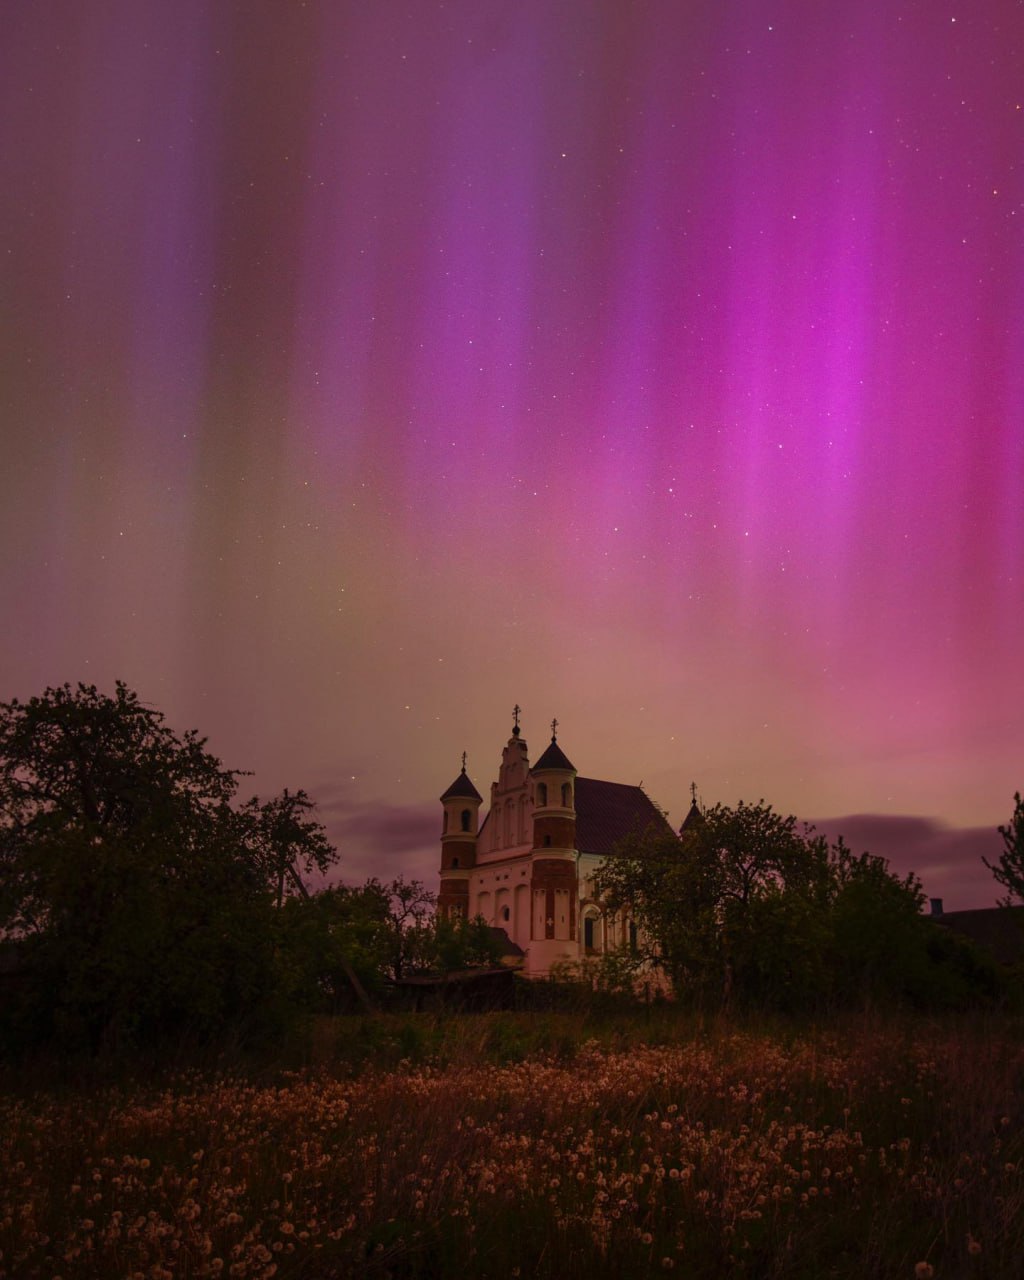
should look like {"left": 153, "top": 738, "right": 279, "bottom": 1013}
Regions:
{"left": 809, "top": 814, "right": 1005, "bottom": 911}
{"left": 299, "top": 790, "right": 1008, "bottom": 912}
{"left": 314, "top": 797, "right": 438, "bottom": 888}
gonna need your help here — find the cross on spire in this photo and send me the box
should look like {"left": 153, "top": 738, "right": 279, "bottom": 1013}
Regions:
{"left": 550, "top": 717, "right": 559, "bottom": 740}
{"left": 512, "top": 703, "right": 521, "bottom": 729}
{"left": 461, "top": 751, "right": 467, "bottom": 772}
{"left": 690, "top": 781, "right": 698, "bottom": 804}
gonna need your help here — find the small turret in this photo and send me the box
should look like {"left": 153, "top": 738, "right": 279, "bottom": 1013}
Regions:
{"left": 529, "top": 718, "right": 578, "bottom": 954}
{"left": 438, "top": 754, "right": 482, "bottom": 916}
{"left": 531, "top": 719, "right": 577, "bottom": 846}
{"left": 680, "top": 781, "right": 704, "bottom": 834}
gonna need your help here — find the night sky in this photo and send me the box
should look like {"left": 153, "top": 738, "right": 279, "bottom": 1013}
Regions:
{"left": 3, "top": 1, "right": 1021, "bottom": 907}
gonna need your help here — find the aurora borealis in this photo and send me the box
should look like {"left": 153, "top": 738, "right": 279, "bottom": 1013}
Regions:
{"left": 2, "top": 1, "right": 1021, "bottom": 906}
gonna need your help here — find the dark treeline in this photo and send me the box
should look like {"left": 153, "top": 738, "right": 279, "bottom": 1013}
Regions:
{"left": 1, "top": 683, "right": 1019, "bottom": 1057}
{"left": 0, "top": 683, "right": 498, "bottom": 1053}
{"left": 593, "top": 799, "right": 1014, "bottom": 1012}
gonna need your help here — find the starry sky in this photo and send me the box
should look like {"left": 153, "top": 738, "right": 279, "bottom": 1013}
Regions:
{"left": 2, "top": 1, "right": 1021, "bottom": 908}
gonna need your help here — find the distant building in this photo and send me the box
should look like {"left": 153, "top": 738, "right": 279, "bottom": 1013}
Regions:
{"left": 438, "top": 712, "right": 699, "bottom": 977}
{"left": 928, "top": 900, "right": 1024, "bottom": 965}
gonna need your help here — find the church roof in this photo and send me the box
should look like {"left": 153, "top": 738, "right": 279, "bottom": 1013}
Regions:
{"left": 574, "top": 777, "right": 673, "bottom": 855}
{"left": 532, "top": 738, "right": 576, "bottom": 772}
{"left": 440, "top": 767, "right": 482, "bottom": 802}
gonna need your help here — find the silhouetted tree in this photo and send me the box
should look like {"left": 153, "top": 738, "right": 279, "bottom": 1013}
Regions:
{"left": 984, "top": 792, "right": 1024, "bottom": 906}
{"left": 277, "top": 878, "right": 502, "bottom": 1009}
{"left": 826, "top": 840, "right": 929, "bottom": 1004}
{"left": 377, "top": 877, "right": 436, "bottom": 979}
{"left": 430, "top": 911, "right": 505, "bottom": 976}
{"left": 276, "top": 882, "right": 394, "bottom": 1011}
{"left": 0, "top": 682, "right": 337, "bottom": 1046}
{"left": 241, "top": 788, "right": 338, "bottom": 909}
{"left": 595, "top": 799, "right": 934, "bottom": 1011}
{"left": 596, "top": 800, "right": 826, "bottom": 1003}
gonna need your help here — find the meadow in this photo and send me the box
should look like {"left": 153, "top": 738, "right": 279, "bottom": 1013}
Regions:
{"left": 1, "top": 1012, "right": 1022, "bottom": 1279}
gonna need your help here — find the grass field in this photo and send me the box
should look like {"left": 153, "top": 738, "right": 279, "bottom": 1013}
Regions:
{"left": 2, "top": 1012, "right": 1022, "bottom": 1278}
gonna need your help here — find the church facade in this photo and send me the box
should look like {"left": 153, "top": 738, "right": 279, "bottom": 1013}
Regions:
{"left": 439, "top": 713, "right": 694, "bottom": 977}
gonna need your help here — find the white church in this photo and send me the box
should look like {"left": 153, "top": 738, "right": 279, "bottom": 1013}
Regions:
{"left": 438, "top": 710, "right": 700, "bottom": 977}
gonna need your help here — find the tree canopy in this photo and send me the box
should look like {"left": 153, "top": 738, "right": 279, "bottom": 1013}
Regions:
{"left": 0, "top": 682, "right": 505, "bottom": 1049}
{"left": 275, "top": 877, "right": 503, "bottom": 1013}
{"left": 0, "top": 682, "right": 341, "bottom": 1045}
{"left": 593, "top": 798, "right": 990, "bottom": 1011}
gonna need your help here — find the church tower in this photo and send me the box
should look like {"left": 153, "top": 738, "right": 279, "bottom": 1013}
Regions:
{"left": 438, "top": 756, "right": 482, "bottom": 917}
{"left": 528, "top": 720, "right": 579, "bottom": 972}
{"left": 487, "top": 707, "right": 532, "bottom": 854}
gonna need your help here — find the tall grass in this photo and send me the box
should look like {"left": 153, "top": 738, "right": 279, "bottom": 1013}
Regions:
{"left": 1, "top": 1012, "right": 1022, "bottom": 1278}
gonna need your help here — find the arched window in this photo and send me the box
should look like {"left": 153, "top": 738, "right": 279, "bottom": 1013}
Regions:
{"left": 584, "top": 917, "right": 595, "bottom": 951}
{"left": 537, "top": 782, "right": 548, "bottom": 806}
{"left": 561, "top": 783, "right": 571, "bottom": 807}
{"left": 543, "top": 834, "right": 551, "bottom": 848}
{"left": 502, "top": 905, "right": 510, "bottom": 922}
{"left": 460, "top": 809, "right": 471, "bottom": 832}
{"left": 451, "top": 857, "right": 460, "bottom": 868}
{"left": 442, "top": 810, "right": 448, "bottom": 834}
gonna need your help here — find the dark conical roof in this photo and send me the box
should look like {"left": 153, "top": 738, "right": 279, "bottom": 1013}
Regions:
{"left": 440, "top": 766, "right": 482, "bottom": 802}
{"left": 532, "top": 737, "right": 576, "bottom": 772}
{"left": 680, "top": 799, "right": 704, "bottom": 832}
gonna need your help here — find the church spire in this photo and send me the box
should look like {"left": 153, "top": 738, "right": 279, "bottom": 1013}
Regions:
{"left": 533, "top": 719, "right": 575, "bottom": 772}
{"left": 681, "top": 781, "right": 704, "bottom": 832}
{"left": 440, "top": 755, "right": 482, "bottom": 801}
